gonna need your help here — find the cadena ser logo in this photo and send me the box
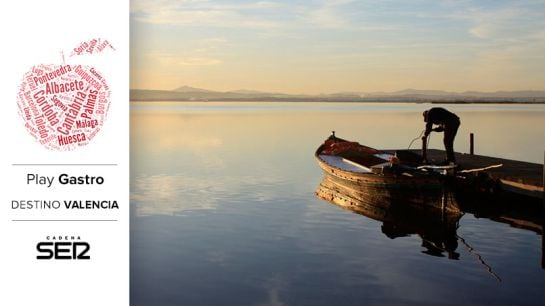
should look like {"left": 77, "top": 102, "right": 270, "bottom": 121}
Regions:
{"left": 36, "top": 235, "right": 90, "bottom": 260}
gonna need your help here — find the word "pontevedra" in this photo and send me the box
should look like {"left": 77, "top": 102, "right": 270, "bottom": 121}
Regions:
{"left": 27, "top": 173, "right": 104, "bottom": 188}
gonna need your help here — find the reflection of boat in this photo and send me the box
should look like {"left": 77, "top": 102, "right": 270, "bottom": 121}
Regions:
{"left": 316, "top": 174, "right": 545, "bottom": 269}
{"left": 316, "top": 175, "right": 462, "bottom": 259}
{"left": 455, "top": 191, "right": 544, "bottom": 237}
{"left": 314, "top": 132, "right": 460, "bottom": 214}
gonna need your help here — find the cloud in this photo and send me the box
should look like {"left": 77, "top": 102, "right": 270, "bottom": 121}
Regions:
{"left": 144, "top": 37, "right": 229, "bottom": 67}
{"left": 192, "top": 37, "right": 228, "bottom": 52}
{"left": 154, "top": 54, "right": 223, "bottom": 66}
{"left": 131, "top": 0, "right": 281, "bottom": 28}
{"left": 299, "top": 0, "right": 361, "bottom": 29}
{"left": 200, "top": 37, "right": 227, "bottom": 44}
{"left": 467, "top": 7, "right": 523, "bottom": 39}
{"left": 437, "top": 2, "right": 542, "bottom": 42}
{"left": 304, "top": 1, "right": 351, "bottom": 29}
{"left": 177, "top": 57, "right": 223, "bottom": 66}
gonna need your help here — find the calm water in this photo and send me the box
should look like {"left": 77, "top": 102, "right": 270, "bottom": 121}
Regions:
{"left": 131, "top": 102, "right": 545, "bottom": 306}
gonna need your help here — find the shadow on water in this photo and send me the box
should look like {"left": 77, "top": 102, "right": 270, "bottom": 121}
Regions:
{"left": 315, "top": 175, "right": 545, "bottom": 278}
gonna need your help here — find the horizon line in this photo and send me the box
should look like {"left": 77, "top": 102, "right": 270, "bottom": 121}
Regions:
{"left": 130, "top": 86, "right": 545, "bottom": 95}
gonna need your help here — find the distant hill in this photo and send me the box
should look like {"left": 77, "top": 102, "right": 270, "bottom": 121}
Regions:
{"left": 173, "top": 85, "right": 217, "bottom": 93}
{"left": 131, "top": 87, "right": 545, "bottom": 103}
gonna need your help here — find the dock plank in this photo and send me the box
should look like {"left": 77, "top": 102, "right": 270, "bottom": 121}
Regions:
{"left": 389, "top": 149, "right": 544, "bottom": 198}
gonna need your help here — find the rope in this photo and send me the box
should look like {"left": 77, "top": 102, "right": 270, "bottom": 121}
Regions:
{"left": 458, "top": 164, "right": 503, "bottom": 173}
{"left": 407, "top": 130, "right": 425, "bottom": 150}
{"left": 457, "top": 234, "right": 502, "bottom": 282}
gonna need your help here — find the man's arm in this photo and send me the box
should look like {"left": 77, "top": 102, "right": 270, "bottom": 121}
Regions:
{"left": 424, "top": 121, "right": 433, "bottom": 136}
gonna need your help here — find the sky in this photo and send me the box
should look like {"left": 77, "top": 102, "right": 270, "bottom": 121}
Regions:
{"left": 130, "top": 0, "right": 545, "bottom": 94}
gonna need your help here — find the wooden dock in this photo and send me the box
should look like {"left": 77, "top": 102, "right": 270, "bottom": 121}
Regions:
{"left": 408, "top": 149, "right": 544, "bottom": 199}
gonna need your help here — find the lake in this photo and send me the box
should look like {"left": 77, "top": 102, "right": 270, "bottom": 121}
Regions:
{"left": 131, "top": 102, "right": 545, "bottom": 306}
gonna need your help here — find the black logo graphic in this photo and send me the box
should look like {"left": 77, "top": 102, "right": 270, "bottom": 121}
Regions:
{"left": 36, "top": 235, "right": 90, "bottom": 260}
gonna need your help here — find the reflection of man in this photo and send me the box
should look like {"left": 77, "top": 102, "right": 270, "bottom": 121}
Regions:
{"left": 421, "top": 237, "right": 460, "bottom": 260}
{"left": 422, "top": 107, "right": 460, "bottom": 164}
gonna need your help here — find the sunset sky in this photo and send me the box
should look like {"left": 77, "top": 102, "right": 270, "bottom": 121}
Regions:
{"left": 130, "top": 0, "right": 545, "bottom": 94}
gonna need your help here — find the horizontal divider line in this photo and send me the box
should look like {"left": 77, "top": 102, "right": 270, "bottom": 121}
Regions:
{"left": 12, "top": 219, "right": 118, "bottom": 222}
{"left": 12, "top": 164, "right": 118, "bottom": 166}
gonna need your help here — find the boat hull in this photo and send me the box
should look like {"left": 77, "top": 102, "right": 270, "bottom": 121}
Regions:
{"left": 314, "top": 140, "right": 455, "bottom": 213}
{"left": 316, "top": 174, "right": 459, "bottom": 215}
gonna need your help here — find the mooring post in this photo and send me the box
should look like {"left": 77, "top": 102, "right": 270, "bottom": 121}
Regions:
{"left": 422, "top": 136, "right": 428, "bottom": 163}
{"left": 470, "top": 133, "right": 474, "bottom": 155}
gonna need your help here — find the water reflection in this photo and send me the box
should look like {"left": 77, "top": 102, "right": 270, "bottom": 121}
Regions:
{"left": 315, "top": 175, "right": 544, "bottom": 270}
{"left": 131, "top": 174, "right": 285, "bottom": 216}
{"left": 316, "top": 176, "right": 463, "bottom": 260}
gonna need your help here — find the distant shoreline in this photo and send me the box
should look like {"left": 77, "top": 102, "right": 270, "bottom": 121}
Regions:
{"left": 130, "top": 88, "right": 545, "bottom": 104}
{"left": 130, "top": 99, "right": 545, "bottom": 104}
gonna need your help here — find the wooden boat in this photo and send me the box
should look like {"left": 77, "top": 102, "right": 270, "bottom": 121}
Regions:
{"left": 315, "top": 132, "right": 459, "bottom": 213}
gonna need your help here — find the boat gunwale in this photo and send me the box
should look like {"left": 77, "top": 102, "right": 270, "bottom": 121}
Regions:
{"left": 314, "top": 139, "right": 442, "bottom": 187}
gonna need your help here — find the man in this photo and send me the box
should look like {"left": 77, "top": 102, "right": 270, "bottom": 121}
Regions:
{"left": 422, "top": 107, "right": 460, "bottom": 164}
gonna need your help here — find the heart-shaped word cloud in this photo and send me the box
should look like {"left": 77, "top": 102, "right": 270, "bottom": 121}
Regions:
{"left": 17, "top": 64, "right": 111, "bottom": 151}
